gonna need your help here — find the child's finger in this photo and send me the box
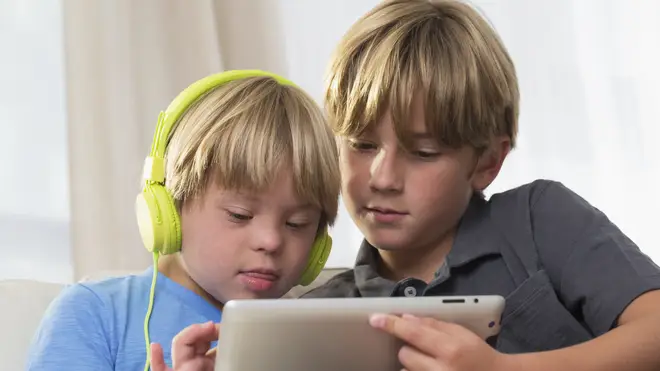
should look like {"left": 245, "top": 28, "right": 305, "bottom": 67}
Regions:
{"left": 172, "top": 321, "right": 220, "bottom": 362}
{"left": 150, "top": 343, "right": 172, "bottom": 371}
{"left": 176, "top": 322, "right": 219, "bottom": 346}
{"left": 191, "top": 321, "right": 219, "bottom": 354}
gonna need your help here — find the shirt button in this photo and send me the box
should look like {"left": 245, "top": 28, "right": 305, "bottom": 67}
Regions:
{"left": 403, "top": 286, "right": 417, "bottom": 297}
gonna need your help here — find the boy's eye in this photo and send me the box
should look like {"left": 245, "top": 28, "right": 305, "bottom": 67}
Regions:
{"left": 227, "top": 211, "right": 252, "bottom": 222}
{"left": 348, "top": 139, "right": 376, "bottom": 151}
{"left": 286, "top": 221, "right": 309, "bottom": 229}
{"left": 413, "top": 150, "right": 440, "bottom": 159}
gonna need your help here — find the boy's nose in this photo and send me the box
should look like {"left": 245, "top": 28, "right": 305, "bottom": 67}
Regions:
{"left": 368, "top": 148, "right": 403, "bottom": 193}
{"left": 253, "top": 229, "right": 284, "bottom": 254}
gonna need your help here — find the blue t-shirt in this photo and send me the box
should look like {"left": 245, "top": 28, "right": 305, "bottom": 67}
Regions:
{"left": 26, "top": 266, "right": 222, "bottom": 370}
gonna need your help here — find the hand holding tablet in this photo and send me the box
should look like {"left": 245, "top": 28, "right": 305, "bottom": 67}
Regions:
{"left": 368, "top": 311, "right": 513, "bottom": 371}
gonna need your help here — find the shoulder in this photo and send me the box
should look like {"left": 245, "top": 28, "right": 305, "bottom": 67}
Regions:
{"left": 489, "top": 179, "right": 562, "bottom": 207}
{"left": 524, "top": 179, "right": 593, "bottom": 213}
{"left": 493, "top": 178, "right": 587, "bottom": 206}
{"left": 39, "top": 273, "right": 151, "bottom": 341}
{"left": 489, "top": 179, "right": 594, "bottom": 226}
{"left": 37, "top": 272, "right": 150, "bottom": 334}
{"left": 301, "top": 269, "right": 359, "bottom": 298}
{"left": 26, "top": 282, "right": 117, "bottom": 370}
{"left": 46, "top": 282, "right": 108, "bottom": 318}
{"left": 509, "top": 180, "right": 604, "bottom": 238}
{"left": 27, "top": 270, "right": 172, "bottom": 370}
{"left": 80, "top": 270, "right": 153, "bottom": 294}
{"left": 489, "top": 178, "right": 608, "bottom": 256}
{"left": 30, "top": 282, "right": 109, "bottom": 349}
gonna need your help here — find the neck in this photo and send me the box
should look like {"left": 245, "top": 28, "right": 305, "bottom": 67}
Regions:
{"left": 157, "top": 254, "right": 224, "bottom": 311}
{"left": 376, "top": 229, "right": 456, "bottom": 283}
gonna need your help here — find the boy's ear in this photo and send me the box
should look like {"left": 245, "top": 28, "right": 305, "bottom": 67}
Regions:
{"left": 471, "top": 136, "right": 511, "bottom": 191}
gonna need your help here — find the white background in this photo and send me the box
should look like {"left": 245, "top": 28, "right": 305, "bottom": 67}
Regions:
{"left": 0, "top": 0, "right": 71, "bottom": 281}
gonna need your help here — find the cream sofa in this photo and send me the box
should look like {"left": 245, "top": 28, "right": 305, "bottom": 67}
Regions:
{"left": 0, "top": 268, "right": 347, "bottom": 371}
{"left": 0, "top": 279, "right": 66, "bottom": 371}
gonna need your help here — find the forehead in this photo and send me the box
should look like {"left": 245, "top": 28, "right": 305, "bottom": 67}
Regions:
{"left": 207, "top": 169, "right": 316, "bottom": 209}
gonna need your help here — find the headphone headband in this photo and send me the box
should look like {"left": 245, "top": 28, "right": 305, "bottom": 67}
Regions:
{"left": 143, "top": 70, "right": 296, "bottom": 184}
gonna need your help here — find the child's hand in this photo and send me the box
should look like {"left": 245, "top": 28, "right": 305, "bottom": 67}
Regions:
{"left": 150, "top": 321, "right": 220, "bottom": 371}
{"left": 369, "top": 314, "right": 516, "bottom": 371}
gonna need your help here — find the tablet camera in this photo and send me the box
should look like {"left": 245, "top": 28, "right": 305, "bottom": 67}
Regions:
{"left": 488, "top": 321, "right": 496, "bottom": 328}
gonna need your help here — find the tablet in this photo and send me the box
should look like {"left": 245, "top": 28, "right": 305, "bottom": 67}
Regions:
{"left": 215, "top": 295, "right": 505, "bottom": 371}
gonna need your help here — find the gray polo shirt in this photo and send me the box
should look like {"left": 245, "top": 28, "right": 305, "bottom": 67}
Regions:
{"left": 303, "top": 180, "right": 660, "bottom": 353}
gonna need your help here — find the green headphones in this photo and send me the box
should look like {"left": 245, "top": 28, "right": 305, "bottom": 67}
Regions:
{"left": 136, "top": 70, "right": 333, "bottom": 370}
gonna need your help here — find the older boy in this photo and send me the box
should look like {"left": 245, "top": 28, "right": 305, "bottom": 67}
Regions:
{"left": 304, "top": 1, "right": 660, "bottom": 370}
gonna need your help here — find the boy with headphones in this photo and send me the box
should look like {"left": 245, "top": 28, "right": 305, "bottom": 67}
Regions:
{"left": 26, "top": 70, "right": 340, "bottom": 371}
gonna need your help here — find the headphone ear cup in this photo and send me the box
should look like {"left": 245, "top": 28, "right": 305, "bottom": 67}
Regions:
{"left": 135, "top": 184, "right": 182, "bottom": 255}
{"left": 299, "top": 230, "right": 333, "bottom": 286}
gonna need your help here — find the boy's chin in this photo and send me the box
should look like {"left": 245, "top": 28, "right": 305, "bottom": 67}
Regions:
{"left": 364, "top": 231, "right": 415, "bottom": 252}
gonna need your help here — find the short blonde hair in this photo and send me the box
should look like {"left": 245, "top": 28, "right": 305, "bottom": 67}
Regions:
{"left": 164, "top": 76, "right": 340, "bottom": 226}
{"left": 326, "top": 0, "right": 519, "bottom": 151}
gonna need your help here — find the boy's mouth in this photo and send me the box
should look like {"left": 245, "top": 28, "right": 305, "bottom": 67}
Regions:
{"left": 238, "top": 269, "right": 280, "bottom": 292}
{"left": 364, "top": 206, "right": 408, "bottom": 223}
{"left": 366, "top": 206, "right": 407, "bottom": 215}
{"left": 240, "top": 269, "right": 279, "bottom": 280}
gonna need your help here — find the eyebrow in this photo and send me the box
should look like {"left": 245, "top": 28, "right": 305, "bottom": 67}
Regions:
{"left": 410, "top": 132, "right": 434, "bottom": 139}
{"left": 224, "top": 191, "right": 259, "bottom": 202}
{"left": 291, "top": 203, "right": 317, "bottom": 211}
{"left": 219, "top": 191, "right": 316, "bottom": 211}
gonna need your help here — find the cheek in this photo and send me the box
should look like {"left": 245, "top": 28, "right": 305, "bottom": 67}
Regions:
{"left": 294, "top": 237, "right": 315, "bottom": 265}
{"left": 409, "top": 165, "right": 468, "bottom": 208}
{"left": 181, "top": 213, "right": 227, "bottom": 262}
{"left": 340, "top": 151, "right": 369, "bottom": 195}
{"left": 283, "top": 234, "right": 317, "bottom": 275}
{"left": 179, "top": 223, "right": 234, "bottom": 288}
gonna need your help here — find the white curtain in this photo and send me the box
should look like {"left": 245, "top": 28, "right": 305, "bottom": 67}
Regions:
{"left": 1, "top": 0, "right": 657, "bottom": 285}
{"left": 62, "top": 0, "right": 224, "bottom": 280}
{"left": 0, "top": 0, "right": 71, "bottom": 283}
{"left": 480, "top": 0, "right": 660, "bottom": 262}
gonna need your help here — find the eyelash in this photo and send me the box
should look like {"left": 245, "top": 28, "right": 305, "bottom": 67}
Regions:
{"left": 227, "top": 211, "right": 252, "bottom": 222}
{"left": 348, "top": 140, "right": 440, "bottom": 159}
{"left": 286, "top": 221, "right": 308, "bottom": 230}
{"left": 348, "top": 140, "right": 377, "bottom": 151}
{"left": 413, "top": 150, "right": 439, "bottom": 159}
{"left": 226, "top": 211, "right": 309, "bottom": 230}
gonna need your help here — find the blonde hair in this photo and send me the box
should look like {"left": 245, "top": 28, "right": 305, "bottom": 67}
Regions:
{"left": 164, "top": 76, "right": 340, "bottom": 226}
{"left": 325, "top": 0, "right": 519, "bottom": 151}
